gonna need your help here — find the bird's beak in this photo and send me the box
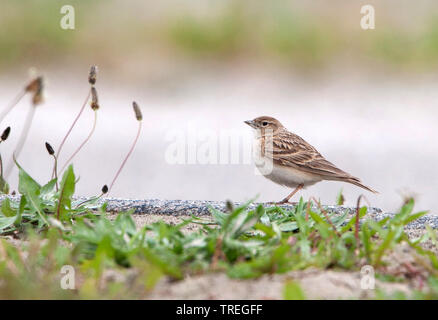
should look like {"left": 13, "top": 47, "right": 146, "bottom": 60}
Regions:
{"left": 244, "top": 120, "right": 257, "bottom": 128}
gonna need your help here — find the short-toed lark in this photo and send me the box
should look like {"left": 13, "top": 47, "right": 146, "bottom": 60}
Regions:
{"left": 245, "top": 116, "right": 377, "bottom": 204}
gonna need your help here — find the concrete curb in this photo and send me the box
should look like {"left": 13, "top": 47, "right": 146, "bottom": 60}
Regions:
{"left": 1, "top": 196, "right": 436, "bottom": 229}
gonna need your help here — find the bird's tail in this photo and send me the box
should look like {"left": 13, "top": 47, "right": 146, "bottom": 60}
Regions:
{"left": 345, "top": 177, "right": 378, "bottom": 194}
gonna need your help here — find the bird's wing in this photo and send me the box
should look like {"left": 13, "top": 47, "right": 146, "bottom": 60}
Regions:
{"left": 267, "top": 130, "right": 352, "bottom": 179}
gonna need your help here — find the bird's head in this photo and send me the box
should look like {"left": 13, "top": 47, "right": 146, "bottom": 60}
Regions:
{"left": 244, "top": 116, "right": 284, "bottom": 133}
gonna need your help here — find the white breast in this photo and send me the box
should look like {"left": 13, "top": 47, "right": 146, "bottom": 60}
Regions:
{"left": 252, "top": 136, "right": 321, "bottom": 188}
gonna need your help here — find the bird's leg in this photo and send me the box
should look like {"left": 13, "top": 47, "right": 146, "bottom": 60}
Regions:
{"left": 274, "top": 184, "right": 304, "bottom": 205}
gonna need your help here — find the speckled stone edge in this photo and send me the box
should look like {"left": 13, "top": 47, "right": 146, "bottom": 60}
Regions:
{"left": 103, "top": 198, "right": 378, "bottom": 216}
{"left": 0, "top": 195, "right": 436, "bottom": 229}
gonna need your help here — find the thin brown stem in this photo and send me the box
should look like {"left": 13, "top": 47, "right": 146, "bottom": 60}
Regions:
{"left": 305, "top": 200, "right": 311, "bottom": 221}
{"left": 60, "top": 109, "right": 97, "bottom": 173}
{"left": 0, "top": 90, "right": 26, "bottom": 125}
{"left": 211, "top": 236, "right": 223, "bottom": 270}
{"left": 108, "top": 121, "right": 142, "bottom": 195}
{"left": 53, "top": 89, "right": 91, "bottom": 178}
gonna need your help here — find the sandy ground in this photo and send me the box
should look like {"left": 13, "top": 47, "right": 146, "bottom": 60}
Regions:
{"left": 147, "top": 269, "right": 411, "bottom": 300}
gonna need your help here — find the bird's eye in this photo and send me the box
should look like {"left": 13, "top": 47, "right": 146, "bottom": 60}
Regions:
{"left": 262, "top": 121, "right": 268, "bottom": 126}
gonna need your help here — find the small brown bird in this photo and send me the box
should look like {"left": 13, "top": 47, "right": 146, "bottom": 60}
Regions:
{"left": 244, "top": 116, "right": 378, "bottom": 204}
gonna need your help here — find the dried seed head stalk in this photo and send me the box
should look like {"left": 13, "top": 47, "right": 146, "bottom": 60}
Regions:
{"left": 90, "top": 87, "right": 99, "bottom": 110}
{"left": 25, "top": 76, "right": 44, "bottom": 106}
{"left": 45, "top": 142, "right": 55, "bottom": 155}
{"left": 1, "top": 127, "right": 11, "bottom": 142}
{"left": 54, "top": 67, "right": 98, "bottom": 177}
{"left": 32, "top": 89, "right": 44, "bottom": 106}
{"left": 0, "top": 92, "right": 25, "bottom": 125}
{"left": 5, "top": 77, "right": 42, "bottom": 178}
{"left": 59, "top": 72, "right": 101, "bottom": 172}
{"left": 60, "top": 107, "right": 99, "bottom": 172}
{"left": 133, "top": 101, "right": 142, "bottom": 121}
{"left": 25, "top": 76, "right": 43, "bottom": 93}
{"left": 5, "top": 106, "right": 36, "bottom": 178}
{"left": 107, "top": 101, "right": 143, "bottom": 194}
{"left": 88, "top": 65, "right": 98, "bottom": 85}
{"left": 0, "top": 75, "right": 43, "bottom": 126}
{"left": 101, "top": 185, "right": 108, "bottom": 194}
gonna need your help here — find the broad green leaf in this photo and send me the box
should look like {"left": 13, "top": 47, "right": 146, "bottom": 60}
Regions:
{"left": 17, "top": 163, "right": 41, "bottom": 194}
{"left": 308, "top": 209, "right": 329, "bottom": 226}
{"left": 298, "top": 239, "right": 311, "bottom": 259}
{"left": 330, "top": 210, "right": 349, "bottom": 228}
{"left": 0, "top": 176, "right": 9, "bottom": 194}
{"left": 114, "top": 212, "right": 136, "bottom": 236}
{"left": 260, "top": 212, "right": 270, "bottom": 225}
{"left": 55, "top": 165, "right": 75, "bottom": 221}
{"left": 374, "top": 229, "right": 396, "bottom": 265}
{"left": 208, "top": 206, "right": 227, "bottom": 226}
{"left": 403, "top": 211, "right": 428, "bottom": 225}
{"left": 229, "top": 205, "right": 265, "bottom": 238}
{"left": 253, "top": 222, "right": 277, "bottom": 238}
{"left": 222, "top": 199, "right": 255, "bottom": 232}
{"left": 361, "top": 222, "right": 372, "bottom": 261}
{"left": 1, "top": 198, "right": 15, "bottom": 217}
{"left": 336, "top": 189, "right": 344, "bottom": 206}
{"left": 295, "top": 197, "right": 306, "bottom": 213}
{"left": 278, "top": 221, "right": 298, "bottom": 232}
{"left": 17, "top": 163, "right": 48, "bottom": 225}
{"left": 100, "top": 202, "right": 108, "bottom": 213}
{"left": 0, "top": 215, "right": 16, "bottom": 231}
{"left": 307, "top": 210, "right": 332, "bottom": 238}
{"left": 40, "top": 179, "right": 57, "bottom": 198}
{"left": 14, "top": 195, "right": 26, "bottom": 226}
{"left": 367, "top": 219, "right": 387, "bottom": 237}
{"left": 223, "top": 237, "right": 264, "bottom": 250}
{"left": 392, "top": 199, "right": 414, "bottom": 224}
{"left": 295, "top": 209, "right": 310, "bottom": 236}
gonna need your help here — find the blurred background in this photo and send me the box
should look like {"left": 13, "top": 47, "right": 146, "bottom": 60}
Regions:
{"left": 0, "top": 0, "right": 437, "bottom": 212}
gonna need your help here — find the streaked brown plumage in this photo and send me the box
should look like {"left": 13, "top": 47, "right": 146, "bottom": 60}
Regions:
{"left": 244, "top": 116, "right": 377, "bottom": 204}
